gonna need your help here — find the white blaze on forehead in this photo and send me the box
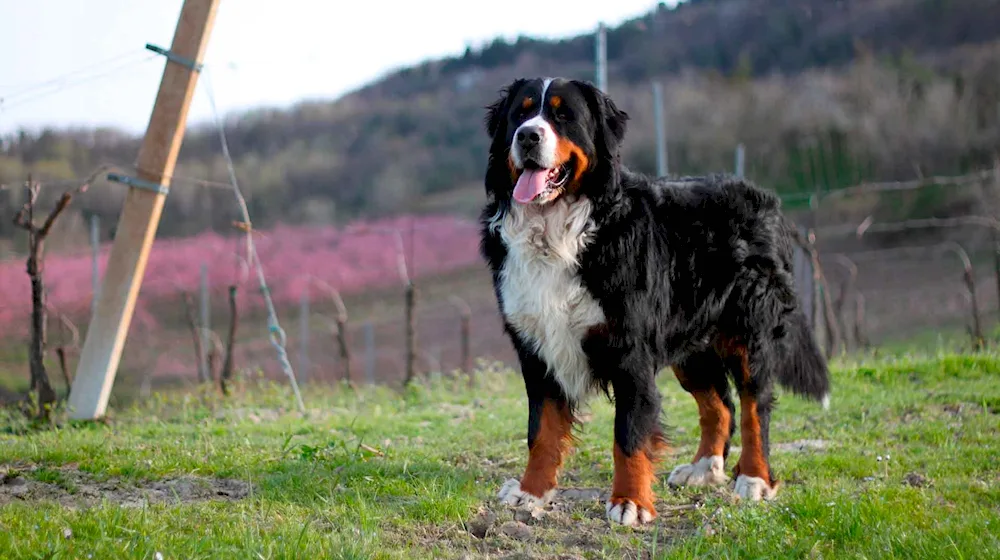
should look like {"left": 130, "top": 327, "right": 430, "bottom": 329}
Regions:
{"left": 511, "top": 78, "right": 557, "bottom": 169}
{"left": 540, "top": 78, "right": 552, "bottom": 102}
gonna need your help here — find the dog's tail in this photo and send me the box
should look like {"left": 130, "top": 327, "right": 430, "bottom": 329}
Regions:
{"left": 776, "top": 308, "right": 831, "bottom": 409}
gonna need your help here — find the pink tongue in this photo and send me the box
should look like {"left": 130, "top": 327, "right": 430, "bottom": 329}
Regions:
{"left": 512, "top": 169, "right": 549, "bottom": 203}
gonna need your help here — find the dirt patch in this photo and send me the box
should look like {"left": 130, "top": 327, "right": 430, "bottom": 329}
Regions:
{"left": 411, "top": 484, "right": 703, "bottom": 560}
{"left": 0, "top": 465, "right": 251, "bottom": 509}
{"left": 730, "top": 438, "right": 830, "bottom": 456}
{"left": 903, "top": 472, "right": 933, "bottom": 488}
{"left": 0, "top": 387, "right": 23, "bottom": 406}
{"left": 772, "top": 439, "right": 829, "bottom": 453}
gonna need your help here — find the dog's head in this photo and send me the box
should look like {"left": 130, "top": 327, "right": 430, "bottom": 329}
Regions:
{"left": 483, "top": 77, "right": 629, "bottom": 206}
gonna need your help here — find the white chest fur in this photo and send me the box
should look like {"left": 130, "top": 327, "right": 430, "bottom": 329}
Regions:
{"left": 491, "top": 197, "right": 606, "bottom": 402}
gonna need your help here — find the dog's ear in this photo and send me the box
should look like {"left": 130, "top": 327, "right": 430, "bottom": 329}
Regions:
{"left": 485, "top": 78, "right": 528, "bottom": 139}
{"left": 572, "top": 80, "right": 629, "bottom": 158}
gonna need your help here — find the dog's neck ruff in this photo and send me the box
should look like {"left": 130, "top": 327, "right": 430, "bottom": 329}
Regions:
{"left": 492, "top": 196, "right": 596, "bottom": 264}
{"left": 493, "top": 196, "right": 605, "bottom": 402}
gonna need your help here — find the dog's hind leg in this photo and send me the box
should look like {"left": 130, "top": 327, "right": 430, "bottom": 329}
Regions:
{"left": 666, "top": 351, "right": 734, "bottom": 488}
{"left": 725, "top": 340, "right": 780, "bottom": 501}
{"left": 498, "top": 346, "right": 576, "bottom": 509}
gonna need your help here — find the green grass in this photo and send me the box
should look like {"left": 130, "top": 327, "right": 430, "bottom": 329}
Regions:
{"left": 1, "top": 352, "right": 999, "bottom": 559}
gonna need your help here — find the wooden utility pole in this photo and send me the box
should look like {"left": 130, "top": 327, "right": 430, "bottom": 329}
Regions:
{"left": 68, "top": 0, "right": 222, "bottom": 420}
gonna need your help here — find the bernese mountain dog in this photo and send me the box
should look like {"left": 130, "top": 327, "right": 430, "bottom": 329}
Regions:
{"left": 478, "top": 77, "right": 831, "bottom": 527}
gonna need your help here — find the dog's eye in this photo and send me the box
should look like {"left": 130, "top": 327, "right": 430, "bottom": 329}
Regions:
{"left": 554, "top": 109, "right": 571, "bottom": 122}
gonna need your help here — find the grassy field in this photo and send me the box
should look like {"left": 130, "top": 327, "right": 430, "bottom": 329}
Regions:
{"left": 1, "top": 350, "right": 999, "bottom": 559}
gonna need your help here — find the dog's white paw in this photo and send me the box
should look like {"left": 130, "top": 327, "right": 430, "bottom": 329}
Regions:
{"left": 497, "top": 478, "right": 554, "bottom": 508}
{"left": 733, "top": 475, "right": 778, "bottom": 502}
{"left": 667, "top": 455, "right": 729, "bottom": 487}
{"left": 605, "top": 499, "right": 655, "bottom": 526}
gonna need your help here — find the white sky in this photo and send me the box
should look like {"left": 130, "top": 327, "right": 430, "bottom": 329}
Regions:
{"left": 0, "top": 0, "right": 670, "bottom": 135}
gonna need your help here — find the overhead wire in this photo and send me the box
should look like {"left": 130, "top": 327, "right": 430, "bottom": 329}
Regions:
{"left": 0, "top": 49, "right": 142, "bottom": 94}
{"left": 0, "top": 53, "right": 158, "bottom": 113}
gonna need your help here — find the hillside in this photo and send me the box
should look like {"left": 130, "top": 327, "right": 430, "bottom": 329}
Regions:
{"left": 2, "top": 0, "right": 1000, "bottom": 251}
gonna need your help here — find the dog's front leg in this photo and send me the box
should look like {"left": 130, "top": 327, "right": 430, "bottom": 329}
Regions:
{"left": 606, "top": 370, "right": 666, "bottom": 526}
{"left": 499, "top": 348, "right": 576, "bottom": 508}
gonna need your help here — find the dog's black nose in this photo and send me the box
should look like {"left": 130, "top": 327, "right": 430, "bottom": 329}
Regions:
{"left": 516, "top": 126, "right": 543, "bottom": 149}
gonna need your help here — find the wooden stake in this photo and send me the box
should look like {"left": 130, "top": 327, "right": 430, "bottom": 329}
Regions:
{"left": 403, "top": 282, "right": 417, "bottom": 386}
{"left": 181, "top": 292, "right": 206, "bottom": 381}
{"left": 335, "top": 318, "right": 351, "bottom": 386}
{"left": 449, "top": 296, "right": 472, "bottom": 383}
{"left": 958, "top": 250, "right": 984, "bottom": 351}
{"left": 220, "top": 285, "right": 239, "bottom": 396}
{"left": 68, "top": 0, "right": 221, "bottom": 420}
{"left": 854, "top": 292, "right": 869, "bottom": 350}
{"left": 991, "top": 227, "right": 1000, "bottom": 319}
